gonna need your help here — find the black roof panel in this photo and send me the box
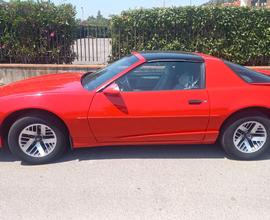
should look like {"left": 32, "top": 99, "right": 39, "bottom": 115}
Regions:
{"left": 138, "top": 51, "right": 204, "bottom": 62}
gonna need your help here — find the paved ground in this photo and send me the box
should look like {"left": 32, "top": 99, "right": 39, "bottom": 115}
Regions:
{"left": 0, "top": 144, "right": 270, "bottom": 220}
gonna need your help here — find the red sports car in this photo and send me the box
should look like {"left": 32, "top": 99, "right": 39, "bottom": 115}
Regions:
{"left": 0, "top": 51, "right": 270, "bottom": 164}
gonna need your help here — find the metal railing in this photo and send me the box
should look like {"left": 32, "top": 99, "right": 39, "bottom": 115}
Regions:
{"left": 72, "top": 26, "right": 111, "bottom": 64}
{"left": 72, "top": 26, "right": 112, "bottom": 64}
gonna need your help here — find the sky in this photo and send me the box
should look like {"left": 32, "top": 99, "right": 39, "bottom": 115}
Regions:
{"left": 51, "top": 0, "right": 207, "bottom": 19}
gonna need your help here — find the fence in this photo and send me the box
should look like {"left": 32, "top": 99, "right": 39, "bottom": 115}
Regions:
{"left": 0, "top": 25, "right": 112, "bottom": 65}
{"left": 72, "top": 26, "right": 112, "bottom": 64}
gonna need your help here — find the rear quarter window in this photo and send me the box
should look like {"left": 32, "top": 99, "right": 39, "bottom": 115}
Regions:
{"left": 224, "top": 61, "right": 270, "bottom": 83}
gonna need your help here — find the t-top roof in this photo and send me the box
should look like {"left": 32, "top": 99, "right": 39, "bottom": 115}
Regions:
{"left": 138, "top": 51, "right": 204, "bottom": 62}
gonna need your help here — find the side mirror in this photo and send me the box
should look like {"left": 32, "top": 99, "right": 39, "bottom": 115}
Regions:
{"left": 103, "top": 83, "right": 121, "bottom": 96}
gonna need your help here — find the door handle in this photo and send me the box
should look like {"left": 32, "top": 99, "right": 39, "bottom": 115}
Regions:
{"left": 188, "top": 99, "right": 206, "bottom": 105}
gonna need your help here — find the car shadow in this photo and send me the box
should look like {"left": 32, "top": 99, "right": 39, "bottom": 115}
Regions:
{"left": 1, "top": 144, "right": 270, "bottom": 165}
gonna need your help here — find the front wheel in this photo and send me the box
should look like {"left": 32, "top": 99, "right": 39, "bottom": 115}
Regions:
{"left": 8, "top": 116, "right": 68, "bottom": 164}
{"left": 221, "top": 115, "right": 270, "bottom": 160}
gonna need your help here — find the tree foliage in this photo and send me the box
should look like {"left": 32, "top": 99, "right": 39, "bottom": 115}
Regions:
{"left": 0, "top": 0, "right": 77, "bottom": 64}
{"left": 111, "top": 7, "right": 270, "bottom": 65}
{"left": 203, "top": 0, "right": 236, "bottom": 6}
{"left": 80, "top": 10, "right": 109, "bottom": 26}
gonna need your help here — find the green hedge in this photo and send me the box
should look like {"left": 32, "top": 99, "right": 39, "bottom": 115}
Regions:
{"left": 111, "top": 7, "right": 270, "bottom": 65}
{"left": 0, "top": 0, "right": 77, "bottom": 64}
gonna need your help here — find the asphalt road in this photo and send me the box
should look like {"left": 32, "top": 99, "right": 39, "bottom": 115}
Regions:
{"left": 0, "top": 144, "right": 270, "bottom": 220}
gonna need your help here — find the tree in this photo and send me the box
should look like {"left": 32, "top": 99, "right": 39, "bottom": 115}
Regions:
{"left": 202, "top": 0, "right": 236, "bottom": 5}
{"left": 80, "top": 11, "right": 109, "bottom": 26}
{"left": 0, "top": 1, "right": 77, "bottom": 64}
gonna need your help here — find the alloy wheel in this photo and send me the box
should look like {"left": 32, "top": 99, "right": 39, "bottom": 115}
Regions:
{"left": 18, "top": 123, "right": 57, "bottom": 158}
{"left": 233, "top": 121, "right": 267, "bottom": 154}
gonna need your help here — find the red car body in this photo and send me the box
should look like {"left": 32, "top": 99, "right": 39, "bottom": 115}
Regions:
{"left": 0, "top": 52, "right": 269, "bottom": 150}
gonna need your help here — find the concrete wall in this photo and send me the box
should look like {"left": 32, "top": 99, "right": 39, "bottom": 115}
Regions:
{"left": 0, "top": 64, "right": 104, "bottom": 85}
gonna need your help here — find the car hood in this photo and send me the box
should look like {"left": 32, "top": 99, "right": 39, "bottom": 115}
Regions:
{"left": 0, "top": 72, "right": 86, "bottom": 96}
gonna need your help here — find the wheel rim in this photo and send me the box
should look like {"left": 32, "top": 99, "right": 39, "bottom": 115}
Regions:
{"left": 233, "top": 121, "right": 267, "bottom": 154}
{"left": 18, "top": 123, "right": 57, "bottom": 158}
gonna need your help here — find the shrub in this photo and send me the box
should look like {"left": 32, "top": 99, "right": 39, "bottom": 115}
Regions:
{"left": 0, "top": 0, "right": 77, "bottom": 64}
{"left": 110, "top": 7, "right": 270, "bottom": 65}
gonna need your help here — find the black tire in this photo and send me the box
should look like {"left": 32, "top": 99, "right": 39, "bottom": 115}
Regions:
{"left": 8, "top": 115, "right": 68, "bottom": 164}
{"left": 221, "top": 115, "right": 270, "bottom": 160}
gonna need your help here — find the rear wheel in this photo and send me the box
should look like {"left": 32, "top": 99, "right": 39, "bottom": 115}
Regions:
{"left": 8, "top": 115, "right": 68, "bottom": 164}
{"left": 221, "top": 115, "right": 270, "bottom": 160}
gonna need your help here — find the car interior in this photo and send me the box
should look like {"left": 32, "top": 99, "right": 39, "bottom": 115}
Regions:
{"left": 116, "top": 61, "right": 203, "bottom": 91}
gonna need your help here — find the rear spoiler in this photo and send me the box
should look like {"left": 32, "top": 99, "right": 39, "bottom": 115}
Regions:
{"left": 252, "top": 69, "right": 270, "bottom": 76}
{"left": 250, "top": 83, "right": 270, "bottom": 86}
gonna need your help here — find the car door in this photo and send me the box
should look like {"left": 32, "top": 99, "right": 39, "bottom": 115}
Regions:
{"left": 88, "top": 61, "right": 209, "bottom": 143}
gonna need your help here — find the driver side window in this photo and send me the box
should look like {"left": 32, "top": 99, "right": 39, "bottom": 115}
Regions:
{"left": 115, "top": 61, "right": 204, "bottom": 92}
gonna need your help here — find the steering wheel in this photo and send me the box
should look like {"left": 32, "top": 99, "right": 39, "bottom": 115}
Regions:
{"left": 191, "top": 79, "right": 199, "bottom": 88}
{"left": 117, "top": 75, "right": 132, "bottom": 91}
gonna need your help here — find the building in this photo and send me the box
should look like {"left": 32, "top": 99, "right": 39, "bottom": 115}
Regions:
{"left": 240, "top": 0, "right": 270, "bottom": 7}
{"left": 223, "top": 0, "right": 241, "bottom": 6}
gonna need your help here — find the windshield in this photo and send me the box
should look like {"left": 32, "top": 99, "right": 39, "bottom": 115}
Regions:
{"left": 82, "top": 55, "right": 139, "bottom": 90}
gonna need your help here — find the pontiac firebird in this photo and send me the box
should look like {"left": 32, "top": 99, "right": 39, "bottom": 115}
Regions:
{"left": 0, "top": 51, "right": 270, "bottom": 164}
